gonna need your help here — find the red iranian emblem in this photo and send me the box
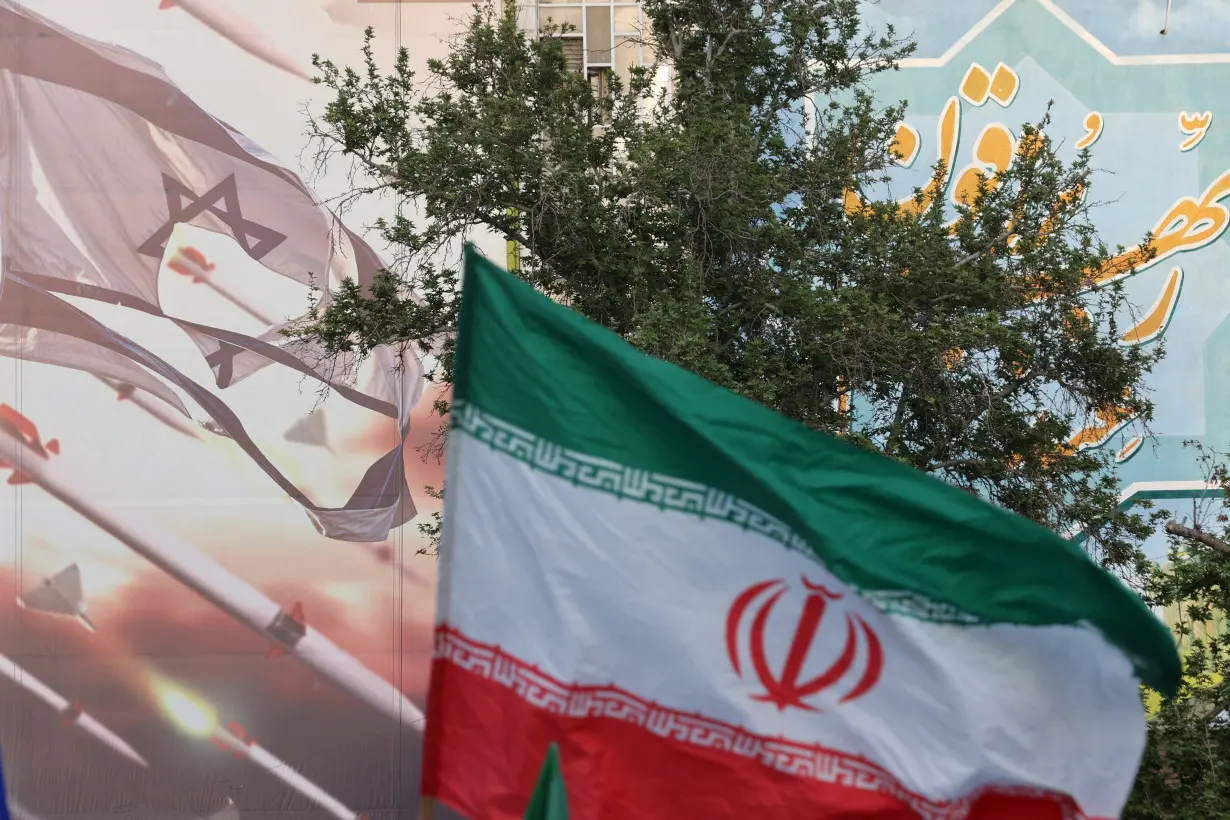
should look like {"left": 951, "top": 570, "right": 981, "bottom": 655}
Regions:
{"left": 725, "top": 576, "right": 884, "bottom": 712}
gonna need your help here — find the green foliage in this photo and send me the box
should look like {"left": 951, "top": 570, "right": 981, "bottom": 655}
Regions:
{"left": 1126, "top": 444, "right": 1230, "bottom": 817}
{"left": 1130, "top": 640, "right": 1230, "bottom": 819}
{"left": 292, "top": 0, "right": 1230, "bottom": 804}
{"left": 296, "top": 0, "right": 1160, "bottom": 569}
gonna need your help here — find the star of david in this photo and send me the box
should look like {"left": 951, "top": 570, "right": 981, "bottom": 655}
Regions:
{"left": 205, "top": 340, "right": 245, "bottom": 389}
{"left": 137, "top": 174, "right": 288, "bottom": 263}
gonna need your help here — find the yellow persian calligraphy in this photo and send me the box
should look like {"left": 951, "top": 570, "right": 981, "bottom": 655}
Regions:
{"left": 1178, "top": 111, "right": 1213, "bottom": 152}
{"left": 959, "top": 61, "right": 1020, "bottom": 108}
{"left": 889, "top": 123, "right": 921, "bottom": 168}
{"left": 1076, "top": 112, "right": 1103, "bottom": 150}
{"left": 1120, "top": 267, "right": 1183, "bottom": 346}
{"left": 1068, "top": 403, "right": 1135, "bottom": 452}
{"left": 1116, "top": 436, "right": 1144, "bottom": 464}
{"left": 1093, "top": 171, "right": 1230, "bottom": 287}
{"left": 951, "top": 124, "right": 1016, "bottom": 206}
{"left": 841, "top": 65, "right": 1227, "bottom": 457}
{"left": 844, "top": 96, "right": 961, "bottom": 216}
{"left": 835, "top": 377, "right": 851, "bottom": 416}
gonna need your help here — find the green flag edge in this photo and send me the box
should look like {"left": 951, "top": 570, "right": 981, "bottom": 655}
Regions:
{"left": 452, "top": 245, "right": 1181, "bottom": 697}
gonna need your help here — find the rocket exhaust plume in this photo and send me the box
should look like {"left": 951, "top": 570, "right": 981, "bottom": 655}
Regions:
{"left": 0, "top": 653, "right": 148, "bottom": 767}
{"left": 0, "top": 405, "right": 425, "bottom": 732}
{"left": 156, "top": 680, "right": 359, "bottom": 820}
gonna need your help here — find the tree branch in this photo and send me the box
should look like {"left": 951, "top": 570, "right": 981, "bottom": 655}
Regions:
{"left": 927, "top": 457, "right": 988, "bottom": 473}
{"left": 884, "top": 380, "right": 912, "bottom": 455}
{"left": 1166, "top": 519, "right": 1230, "bottom": 554}
{"left": 950, "top": 225, "right": 1015, "bottom": 272}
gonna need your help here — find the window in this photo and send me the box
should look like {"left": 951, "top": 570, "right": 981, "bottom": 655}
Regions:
{"left": 559, "top": 36, "right": 584, "bottom": 74}
{"left": 588, "top": 66, "right": 611, "bottom": 100}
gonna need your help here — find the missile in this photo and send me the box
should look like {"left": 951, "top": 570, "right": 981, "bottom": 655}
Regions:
{"left": 0, "top": 404, "right": 58, "bottom": 485}
{"left": 156, "top": 682, "right": 357, "bottom": 820}
{"left": 0, "top": 653, "right": 148, "bottom": 767}
{"left": 216, "top": 727, "right": 357, "bottom": 820}
{"left": 97, "top": 375, "right": 203, "bottom": 441}
{"left": 167, "top": 246, "right": 279, "bottom": 327}
{"left": 158, "top": 0, "right": 313, "bottom": 81}
{"left": 17, "top": 563, "right": 97, "bottom": 633}
{"left": 0, "top": 405, "right": 425, "bottom": 732}
{"left": 265, "top": 601, "right": 304, "bottom": 660}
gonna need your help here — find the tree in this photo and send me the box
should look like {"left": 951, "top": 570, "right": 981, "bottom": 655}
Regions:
{"left": 1125, "top": 444, "right": 1230, "bottom": 818}
{"left": 294, "top": 0, "right": 1161, "bottom": 570}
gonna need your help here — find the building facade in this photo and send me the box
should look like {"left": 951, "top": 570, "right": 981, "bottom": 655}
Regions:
{"left": 516, "top": 0, "right": 652, "bottom": 94}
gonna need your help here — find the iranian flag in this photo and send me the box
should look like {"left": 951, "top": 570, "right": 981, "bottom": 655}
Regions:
{"left": 421, "top": 248, "right": 1179, "bottom": 820}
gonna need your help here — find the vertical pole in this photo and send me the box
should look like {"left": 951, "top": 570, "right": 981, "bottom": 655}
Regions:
{"left": 1161, "top": 0, "right": 1173, "bottom": 34}
{"left": 507, "top": 208, "right": 521, "bottom": 272}
{"left": 506, "top": 0, "right": 522, "bottom": 274}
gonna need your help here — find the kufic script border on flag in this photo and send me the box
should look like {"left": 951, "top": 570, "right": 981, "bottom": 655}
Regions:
{"left": 428, "top": 624, "right": 1103, "bottom": 820}
{"left": 452, "top": 399, "right": 980, "bottom": 626}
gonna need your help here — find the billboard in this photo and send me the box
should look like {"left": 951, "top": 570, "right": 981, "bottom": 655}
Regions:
{"left": 862, "top": 0, "right": 1230, "bottom": 547}
{"left": 3, "top": 0, "right": 1225, "bottom": 816}
{"left": 0, "top": 1, "right": 470, "bottom": 817}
